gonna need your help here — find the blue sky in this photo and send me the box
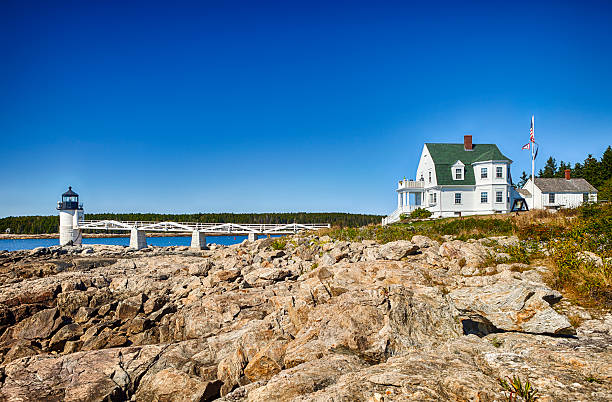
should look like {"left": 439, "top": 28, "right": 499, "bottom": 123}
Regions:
{"left": 1, "top": 0, "right": 611, "bottom": 216}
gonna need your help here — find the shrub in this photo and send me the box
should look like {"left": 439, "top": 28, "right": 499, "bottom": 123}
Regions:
{"left": 502, "top": 243, "right": 532, "bottom": 265}
{"left": 270, "top": 239, "right": 287, "bottom": 250}
{"left": 409, "top": 208, "right": 432, "bottom": 219}
{"left": 549, "top": 237, "right": 612, "bottom": 306}
{"left": 514, "top": 222, "right": 565, "bottom": 242}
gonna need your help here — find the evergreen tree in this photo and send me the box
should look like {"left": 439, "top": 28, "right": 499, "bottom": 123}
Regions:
{"left": 600, "top": 146, "right": 612, "bottom": 182}
{"left": 573, "top": 162, "right": 584, "bottom": 178}
{"left": 556, "top": 161, "right": 570, "bottom": 178}
{"left": 582, "top": 154, "right": 601, "bottom": 188}
{"left": 517, "top": 171, "right": 529, "bottom": 187}
{"left": 540, "top": 157, "right": 558, "bottom": 178}
{"left": 598, "top": 177, "right": 612, "bottom": 202}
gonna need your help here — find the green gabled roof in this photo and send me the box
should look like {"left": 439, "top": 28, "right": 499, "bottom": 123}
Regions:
{"left": 425, "top": 143, "right": 511, "bottom": 186}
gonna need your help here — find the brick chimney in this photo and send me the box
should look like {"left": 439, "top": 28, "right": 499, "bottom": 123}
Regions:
{"left": 565, "top": 169, "right": 571, "bottom": 180}
{"left": 464, "top": 135, "right": 473, "bottom": 151}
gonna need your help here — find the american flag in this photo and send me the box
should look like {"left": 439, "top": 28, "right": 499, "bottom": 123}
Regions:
{"left": 530, "top": 115, "right": 534, "bottom": 142}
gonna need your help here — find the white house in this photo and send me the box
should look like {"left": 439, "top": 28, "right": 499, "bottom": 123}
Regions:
{"left": 383, "top": 135, "right": 523, "bottom": 224}
{"left": 521, "top": 170, "right": 598, "bottom": 210}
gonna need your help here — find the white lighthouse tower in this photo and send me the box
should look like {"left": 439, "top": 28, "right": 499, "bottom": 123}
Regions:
{"left": 57, "top": 186, "right": 84, "bottom": 246}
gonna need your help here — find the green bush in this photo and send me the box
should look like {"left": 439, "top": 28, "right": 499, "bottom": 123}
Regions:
{"left": 409, "top": 208, "right": 432, "bottom": 219}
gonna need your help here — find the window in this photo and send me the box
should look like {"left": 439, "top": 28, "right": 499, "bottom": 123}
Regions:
{"left": 455, "top": 168, "right": 462, "bottom": 180}
{"left": 481, "top": 168, "right": 488, "bottom": 179}
{"left": 481, "top": 192, "right": 488, "bottom": 203}
{"left": 496, "top": 191, "right": 503, "bottom": 203}
{"left": 496, "top": 167, "right": 503, "bottom": 178}
{"left": 549, "top": 193, "right": 555, "bottom": 204}
{"left": 583, "top": 193, "right": 588, "bottom": 203}
{"left": 429, "top": 192, "right": 437, "bottom": 204}
{"left": 428, "top": 171, "right": 432, "bottom": 183}
{"left": 420, "top": 175, "right": 424, "bottom": 181}
{"left": 455, "top": 193, "right": 461, "bottom": 204}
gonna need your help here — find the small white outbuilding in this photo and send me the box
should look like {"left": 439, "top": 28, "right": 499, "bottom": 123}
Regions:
{"left": 522, "top": 170, "right": 598, "bottom": 210}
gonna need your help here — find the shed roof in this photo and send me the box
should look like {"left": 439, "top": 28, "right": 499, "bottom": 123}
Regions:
{"left": 534, "top": 178, "right": 598, "bottom": 193}
{"left": 425, "top": 143, "right": 511, "bottom": 186}
{"left": 517, "top": 188, "right": 531, "bottom": 197}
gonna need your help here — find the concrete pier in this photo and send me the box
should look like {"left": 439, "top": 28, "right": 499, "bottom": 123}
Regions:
{"left": 248, "top": 233, "right": 259, "bottom": 242}
{"left": 130, "top": 229, "right": 147, "bottom": 249}
{"left": 190, "top": 230, "right": 207, "bottom": 250}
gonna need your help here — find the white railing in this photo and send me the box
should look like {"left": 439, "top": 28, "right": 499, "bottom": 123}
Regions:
{"left": 76, "top": 220, "right": 330, "bottom": 234}
{"left": 397, "top": 180, "right": 424, "bottom": 191}
{"left": 382, "top": 205, "right": 422, "bottom": 225}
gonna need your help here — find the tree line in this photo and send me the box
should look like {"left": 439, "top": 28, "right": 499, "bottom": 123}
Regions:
{"left": 516, "top": 145, "right": 612, "bottom": 201}
{"left": 0, "top": 212, "right": 384, "bottom": 235}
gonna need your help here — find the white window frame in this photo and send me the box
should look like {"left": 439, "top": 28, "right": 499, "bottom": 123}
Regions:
{"left": 481, "top": 168, "right": 488, "bottom": 179}
{"left": 481, "top": 191, "right": 488, "bottom": 203}
{"left": 451, "top": 160, "right": 465, "bottom": 181}
{"left": 495, "top": 191, "right": 503, "bottom": 203}
{"left": 428, "top": 171, "right": 432, "bottom": 183}
{"left": 496, "top": 166, "right": 503, "bottom": 178}
{"left": 454, "top": 193, "right": 462, "bottom": 204}
{"left": 549, "top": 193, "right": 555, "bottom": 204}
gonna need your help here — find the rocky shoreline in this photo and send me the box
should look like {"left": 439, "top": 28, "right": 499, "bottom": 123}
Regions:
{"left": 0, "top": 235, "right": 610, "bottom": 401}
{"left": 0, "top": 233, "right": 193, "bottom": 240}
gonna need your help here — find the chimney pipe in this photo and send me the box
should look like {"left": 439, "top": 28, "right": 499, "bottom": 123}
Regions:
{"left": 464, "top": 135, "right": 473, "bottom": 151}
{"left": 565, "top": 169, "right": 571, "bottom": 180}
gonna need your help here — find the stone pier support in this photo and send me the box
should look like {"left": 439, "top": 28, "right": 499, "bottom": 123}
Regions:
{"left": 73, "top": 229, "right": 83, "bottom": 246}
{"left": 129, "top": 229, "right": 147, "bottom": 250}
{"left": 190, "top": 230, "right": 207, "bottom": 250}
{"left": 248, "top": 233, "right": 259, "bottom": 242}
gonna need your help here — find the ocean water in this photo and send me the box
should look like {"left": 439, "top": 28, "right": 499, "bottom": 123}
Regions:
{"left": 0, "top": 235, "right": 256, "bottom": 252}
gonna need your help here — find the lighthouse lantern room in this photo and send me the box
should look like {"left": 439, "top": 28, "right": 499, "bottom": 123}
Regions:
{"left": 57, "top": 186, "right": 84, "bottom": 246}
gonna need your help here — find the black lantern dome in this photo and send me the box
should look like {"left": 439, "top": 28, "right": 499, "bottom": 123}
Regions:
{"left": 58, "top": 186, "right": 83, "bottom": 210}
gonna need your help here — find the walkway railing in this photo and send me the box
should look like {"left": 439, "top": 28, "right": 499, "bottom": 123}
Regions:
{"left": 76, "top": 220, "right": 330, "bottom": 235}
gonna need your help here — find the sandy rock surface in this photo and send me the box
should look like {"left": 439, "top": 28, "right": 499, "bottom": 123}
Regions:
{"left": 0, "top": 236, "right": 610, "bottom": 401}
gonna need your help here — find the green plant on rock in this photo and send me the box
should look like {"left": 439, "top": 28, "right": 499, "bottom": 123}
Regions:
{"left": 271, "top": 239, "right": 287, "bottom": 250}
{"left": 489, "top": 336, "right": 503, "bottom": 348}
{"left": 499, "top": 376, "right": 539, "bottom": 402}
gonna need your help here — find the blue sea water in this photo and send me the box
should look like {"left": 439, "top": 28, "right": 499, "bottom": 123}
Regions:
{"left": 0, "top": 235, "right": 252, "bottom": 252}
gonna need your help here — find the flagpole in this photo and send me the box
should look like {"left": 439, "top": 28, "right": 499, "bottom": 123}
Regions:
{"left": 531, "top": 115, "right": 535, "bottom": 207}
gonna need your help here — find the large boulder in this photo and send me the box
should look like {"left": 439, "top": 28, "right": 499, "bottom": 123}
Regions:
{"left": 378, "top": 241, "right": 419, "bottom": 260}
{"left": 449, "top": 276, "right": 575, "bottom": 335}
{"left": 12, "top": 308, "right": 62, "bottom": 340}
{"left": 134, "top": 367, "right": 222, "bottom": 401}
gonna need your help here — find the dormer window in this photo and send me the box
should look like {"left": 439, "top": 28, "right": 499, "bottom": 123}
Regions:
{"left": 451, "top": 160, "right": 465, "bottom": 181}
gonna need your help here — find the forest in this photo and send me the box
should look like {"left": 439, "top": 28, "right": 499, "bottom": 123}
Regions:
{"left": 516, "top": 145, "right": 612, "bottom": 201}
{"left": 0, "top": 212, "right": 384, "bottom": 235}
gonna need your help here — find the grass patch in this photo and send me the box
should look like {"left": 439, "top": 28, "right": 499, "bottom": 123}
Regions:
{"left": 323, "top": 216, "right": 514, "bottom": 244}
